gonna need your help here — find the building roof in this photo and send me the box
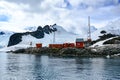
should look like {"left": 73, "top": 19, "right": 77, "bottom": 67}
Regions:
{"left": 76, "top": 38, "right": 84, "bottom": 42}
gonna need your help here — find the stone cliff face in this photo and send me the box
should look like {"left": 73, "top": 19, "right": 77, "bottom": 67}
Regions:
{"left": 7, "top": 25, "right": 57, "bottom": 47}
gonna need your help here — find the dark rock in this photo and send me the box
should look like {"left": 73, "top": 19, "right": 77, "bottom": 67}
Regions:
{"left": 0, "top": 31, "right": 5, "bottom": 35}
{"left": 31, "top": 26, "right": 44, "bottom": 38}
{"left": 102, "top": 47, "right": 120, "bottom": 55}
{"left": 8, "top": 33, "right": 23, "bottom": 47}
{"left": 59, "top": 48, "right": 78, "bottom": 56}
{"left": 43, "top": 25, "right": 52, "bottom": 34}
{"left": 43, "top": 25, "right": 57, "bottom": 34}
{"left": 13, "top": 49, "right": 25, "bottom": 53}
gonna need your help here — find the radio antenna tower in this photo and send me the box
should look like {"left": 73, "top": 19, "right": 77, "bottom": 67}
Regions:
{"left": 87, "top": 16, "right": 91, "bottom": 42}
{"left": 52, "top": 24, "right": 56, "bottom": 43}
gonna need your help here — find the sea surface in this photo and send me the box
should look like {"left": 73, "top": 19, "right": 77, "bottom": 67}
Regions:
{"left": 0, "top": 52, "right": 120, "bottom": 80}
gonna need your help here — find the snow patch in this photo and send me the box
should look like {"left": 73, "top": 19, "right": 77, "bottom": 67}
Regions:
{"left": 91, "top": 37, "right": 117, "bottom": 47}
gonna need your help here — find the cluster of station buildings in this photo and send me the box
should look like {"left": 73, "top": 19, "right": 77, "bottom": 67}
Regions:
{"left": 36, "top": 38, "right": 86, "bottom": 49}
{"left": 36, "top": 17, "right": 92, "bottom": 49}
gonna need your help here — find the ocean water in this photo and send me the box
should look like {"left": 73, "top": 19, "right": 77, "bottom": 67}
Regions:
{"left": 0, "top": 52, "right": 120, "bottom": 80}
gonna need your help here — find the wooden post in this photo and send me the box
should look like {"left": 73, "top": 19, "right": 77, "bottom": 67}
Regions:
{"left": 53, "top": 31, "right": 55, "bottom": 43}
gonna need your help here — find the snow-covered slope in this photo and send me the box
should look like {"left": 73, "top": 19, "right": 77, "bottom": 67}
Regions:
{"left": 91, "top": 18, "right": 120, "bottom": 40}
{"left": 0, "top": 30, "right": 13, "bottom": 48}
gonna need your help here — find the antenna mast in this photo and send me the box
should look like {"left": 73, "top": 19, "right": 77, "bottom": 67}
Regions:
{"left": 52, "top": 24, "right": 57, "bottom": 43}
{"left": 88, "top": 16, "right": 91, "bottom": 42}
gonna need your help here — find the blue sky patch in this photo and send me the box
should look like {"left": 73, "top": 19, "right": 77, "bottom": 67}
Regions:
{"left": 0, "top": 15, "right": 9, "bottom": 22}
{"left": 103, "top": 0, "right": 120, "bottom": 7}
{"left": 64, "top": 0, "right": 72, "bottom": 9}
{"left": 118, "top": 0, "right": 120, "bottom": 4}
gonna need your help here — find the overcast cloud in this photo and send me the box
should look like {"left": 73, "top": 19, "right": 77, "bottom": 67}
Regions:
{"left": 0, "top": 0, "right": 120, "bottom": 33}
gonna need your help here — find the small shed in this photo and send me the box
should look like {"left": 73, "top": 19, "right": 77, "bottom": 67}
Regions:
{"left": 36, "top": 43, "right": 42, "bottom": 48}
{"left": 76, "top": 38, "right": 84, "bottom": 48}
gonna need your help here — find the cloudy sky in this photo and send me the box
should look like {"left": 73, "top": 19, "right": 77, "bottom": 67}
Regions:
{"left": 0, "top": 0, "right": 120, "bottom": 33}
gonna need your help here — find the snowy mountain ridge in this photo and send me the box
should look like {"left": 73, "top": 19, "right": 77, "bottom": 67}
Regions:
{"left": 0, "top": 18, "right": 120, "bottom": 51}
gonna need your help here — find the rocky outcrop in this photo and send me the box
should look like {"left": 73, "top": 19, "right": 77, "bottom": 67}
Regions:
{"left": 7, "top": 24, "right": 57, "bottom": 47}
{"left": 12, "top": 47, "right": 100, "bottom": 57}
{"left": 8, "top": 33, "right": 23, "bottom": 47}
{"left": 43, "top": 25, "right": 57, "bottom": 34}
{"left": 11, "top": 45, "right": 120, "bottom": 57}
{"left": 94, "top": 44, "right": 120, "bottom": 55}
{"left": 30, "top": 26, "right": 44, "bottom": 38}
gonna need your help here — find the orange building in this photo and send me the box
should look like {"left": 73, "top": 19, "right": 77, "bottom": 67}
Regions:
{"left": 76, "top": 38, "right": 84, "bottom": 48}
{"left": 63, "top": 43, "right": 75, "bottom": 48}
{"left": 49, "top": 44, "right": 63, "bottom": 48}
{"left": 36, "top": 43, "right": 42, "bottom": 48}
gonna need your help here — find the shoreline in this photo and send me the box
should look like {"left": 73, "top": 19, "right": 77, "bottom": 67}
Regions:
{"left": 8, "top": 45, "right": 120, "bottom": 58}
